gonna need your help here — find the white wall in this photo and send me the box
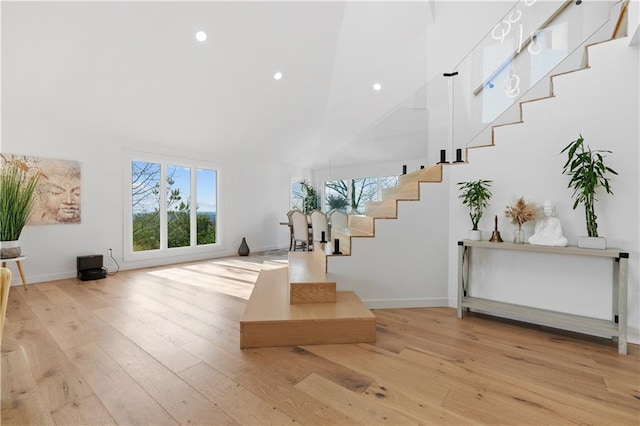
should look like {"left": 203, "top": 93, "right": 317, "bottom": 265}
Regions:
{"left": 328, "top": 178, "right": 450, "bottom": 308}
{"left": 2, "top": 116, "right": 302, "bottom": 283}
{"left": 447, "top": 37, "right": 640, "bottom": 343}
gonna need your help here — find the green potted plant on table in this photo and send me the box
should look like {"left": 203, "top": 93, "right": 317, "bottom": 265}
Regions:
{"left": 457, "top": 179, "right": 492, "bottom": 241}
{"left": 561, "top": 134, "right": 617, "bottom": 249}
{"left": 0, "top": 159, "right": 40, "bottom": 259}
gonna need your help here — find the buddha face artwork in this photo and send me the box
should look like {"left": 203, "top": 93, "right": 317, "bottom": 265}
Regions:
{"left": 1, "top": 154, "right": 82, "bottom": 225}
{"left": 35, "top": 160, "right": 81, "bottom": 224}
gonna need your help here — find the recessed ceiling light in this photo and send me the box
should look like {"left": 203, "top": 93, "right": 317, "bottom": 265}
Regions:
{"left": 274, "top": 72, "right": 284, "bottom": 80}
{"left": 195, "top": 31, "right": 207, "bottom": 42}
{"left": 373, "top": 83, "right": 382, "bottom": 91}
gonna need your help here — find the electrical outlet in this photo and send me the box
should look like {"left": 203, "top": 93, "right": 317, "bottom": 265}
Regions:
{"left": 108, "top": 248, "right": 112, "bottom": 256}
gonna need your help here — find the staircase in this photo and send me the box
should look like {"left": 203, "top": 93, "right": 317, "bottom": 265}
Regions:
{"left": 239, "top": 165, "right": 443, "bottom": 348}
{"left": 239, "top": 1, "right": 636, "bottom": 348}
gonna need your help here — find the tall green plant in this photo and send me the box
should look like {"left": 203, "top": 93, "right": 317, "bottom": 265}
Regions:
{"left": 299, "top": 180, "right": 318, "bottom": 214}
{"left": 561, "top": 134, "right": 617, "bottom": 238}
{"left": 0, "top": 161, "right": 40, "bottom": 241}
{"left": 457, "top": 179, "right": 492, "bottom": 231}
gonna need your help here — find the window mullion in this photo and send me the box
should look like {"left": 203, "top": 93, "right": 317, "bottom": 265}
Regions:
{"left": 190, "top": 168, "right": 197, "bottom": 247}
{"left": 160, "top": 163, "right": 168, "bottom": 250}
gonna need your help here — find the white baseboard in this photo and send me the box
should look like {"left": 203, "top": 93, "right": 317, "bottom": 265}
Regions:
{"left": 10, "top": 271, "right": 76, "bottom": 286}
{"left": 362, "top": 297, "right": 449, "bottom": 309}
{"left": 9, "top": 245, "right": 288, "bottom": 286}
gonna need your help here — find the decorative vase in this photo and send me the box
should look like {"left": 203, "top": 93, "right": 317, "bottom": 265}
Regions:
{"left": 0, "top": 240, "right": 21, "bottom": 259}
{"left": 238, "top": 237, "right": 250, "bottom": 256}
{"left": 578, "top": 236, "right": 607, "bottom": 250}
{"left": 468, "top": 230, "right": 482, "bottom": 241}
{"left": 513, "top": 227, "right": 525, "bottom": 244}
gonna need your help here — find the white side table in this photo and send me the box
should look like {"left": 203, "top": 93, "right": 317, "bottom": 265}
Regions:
{"left": 1, "top": 256, "right": 28, "bottom": 290}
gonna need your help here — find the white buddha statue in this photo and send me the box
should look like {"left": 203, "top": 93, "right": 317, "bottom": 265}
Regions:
{"left": 528, "top": 200, "right": 568, "bottom": 247}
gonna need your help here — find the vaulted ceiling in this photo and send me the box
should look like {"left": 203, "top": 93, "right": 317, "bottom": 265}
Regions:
{"left": 2, "top": 1, "right": 433, "bottom": 170}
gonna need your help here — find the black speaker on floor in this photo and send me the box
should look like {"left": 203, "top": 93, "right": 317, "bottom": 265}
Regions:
{"left": 77, "top": 255, "right": 106, "bottom": 281}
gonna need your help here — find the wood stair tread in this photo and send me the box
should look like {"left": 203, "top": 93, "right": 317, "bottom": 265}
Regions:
{"left": 288, "top": 252, "right": 332, "bottom": 285}
{"left": 333, "top": 228, "right": 374, "bottom": 238}
{"left": 240, "top": 266, "right": 376, "bottom": 348}
{"left": 288, "top": 251, "right": 335, "bottom": 304}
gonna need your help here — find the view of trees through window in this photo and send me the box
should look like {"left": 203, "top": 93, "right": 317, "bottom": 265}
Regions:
{"left": 291, "top": 180, "right": 319, "bottom": 213}
{"left": 131, "top": 160, "right": 217, "bottom": 252}
{"left": 324, "top": 175, "right": 398, "bottom": 214}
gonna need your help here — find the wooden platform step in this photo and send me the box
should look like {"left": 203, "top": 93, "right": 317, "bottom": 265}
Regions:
{"left": 240, "top": 266, "right": 376, "bottom": 348}
{"left": 288, "top": 251, "right": 335, "bottom": 304}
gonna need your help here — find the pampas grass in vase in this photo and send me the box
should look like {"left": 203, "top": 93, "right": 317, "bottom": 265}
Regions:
{"left": 504, "top": 197, "right": 537, "bottom": 244}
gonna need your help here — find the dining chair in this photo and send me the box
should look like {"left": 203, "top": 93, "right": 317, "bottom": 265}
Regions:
{"left": 310, "top": 210, "right": 329, "bottom": 243}
{"left": 291, "top": 210, "right": 312, "bottom": 251}
{"left": 286, "top": 210, "right": 296, "bottom": 251}
{"left": 329, "top": 210, "right": 348, "bottom": 240}
{"left": 0, "top": 267, "right": 11, "bottom": 344}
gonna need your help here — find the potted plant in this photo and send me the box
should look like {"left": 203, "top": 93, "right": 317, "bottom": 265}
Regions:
{"left": 457, "top": 179, "right": 492, "bottom": 241}
{"left": 504, "top": 197, "right": 537, "bottom": 244}
{"left": 299, "top": 180, "right": 319, "bottom": 214}
{"left": 0, "top": 159, "right": 40, "bottom": 259}
{"left": 561, "top": 134, "right": 617, "bottom": 249}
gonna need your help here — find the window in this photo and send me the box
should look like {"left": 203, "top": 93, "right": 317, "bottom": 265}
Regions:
{"left": 126, "top": 154, "right": 218, "bottom": 259}
{"left": 324, "top": 180, "right": 348, "bottom": 213}
{"left": 291, "top": 181, "right": 303, "bottom": 211}
{"left": 324, "top": 175, "right": 398, "bottom": 214}
{"left": 380, "top": 175, "right": 398, "bottom": 189}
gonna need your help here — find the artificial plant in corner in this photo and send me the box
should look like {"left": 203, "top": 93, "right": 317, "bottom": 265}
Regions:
{"left": 0, "top": 159, "right": 40, "bottom": 258}
{"left": 299, "top": 180, "right": 319, "bottom": 214}
{"left": 561, "top": 134, "right": 617, "bottom": 240}
{"left": 457, "top": 179, "right": 492, "bottom": 239}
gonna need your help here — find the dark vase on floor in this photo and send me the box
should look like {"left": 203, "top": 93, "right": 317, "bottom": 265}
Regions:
{"left": 238, "top": 237, "right": 250, "bottom": 256}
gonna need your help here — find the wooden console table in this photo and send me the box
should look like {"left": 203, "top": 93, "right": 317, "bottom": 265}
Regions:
{"left": 457, "top": 240, "right": 629, "bottom": 354}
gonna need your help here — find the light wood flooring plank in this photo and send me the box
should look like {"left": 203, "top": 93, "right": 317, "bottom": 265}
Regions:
{"left": 401, "top": 346, "right": 636, "bottom": 425}
{"left": 94, "top": 329, "right": 237, "bottom": 425}
{"left": 233, "top": 367, "right": 362, "bottom": 426}
{"left": 56, "top": 280, "right": 113, "bottom": 310}
{"left": 4, "top": 287, "right": 37, "bottom": 323}
{"left": 181, "top": 337, "right": 252, "bottom": 379}
{"left": 241, "top": 346, "right": 374, "bottom": 393}
{"left": 3, "top": 319, "right": 95, "bottom": 414}
{"left": 50, "top": 394, "right": 117, "bottom": 426}
{"left": 93, "top": 306, "right": 200, "bottom": 373}
{"left": 65, "top": 342, "right": 178, "bottom": 425}
{"left": 179, "top": 362, "right": 294, "bottom": 425}
{"left": 302, "top": 343, "right": 450, "bottom": 405}
{"left": 1, "top": 323, "right": 55, "bottom": 425}
{"left": 103, "top": 296, "right": 201, "bottom": 347}
{"left": 2, "top": 253, "right": 638, "bottom": 426}
{"left": 361, "top": 381, "right": 476, "bottom": 425}
{"left": 295, "top": 373, "right": 418, "bottom": 425}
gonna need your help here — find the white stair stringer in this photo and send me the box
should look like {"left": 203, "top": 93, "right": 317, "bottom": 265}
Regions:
{"left": 326, "top": 169, "right": 451, "bottom": 309}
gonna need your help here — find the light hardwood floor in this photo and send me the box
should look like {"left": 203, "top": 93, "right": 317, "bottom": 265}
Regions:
{"left": 2, "top": 253, "right": 639, "bottom": 425}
